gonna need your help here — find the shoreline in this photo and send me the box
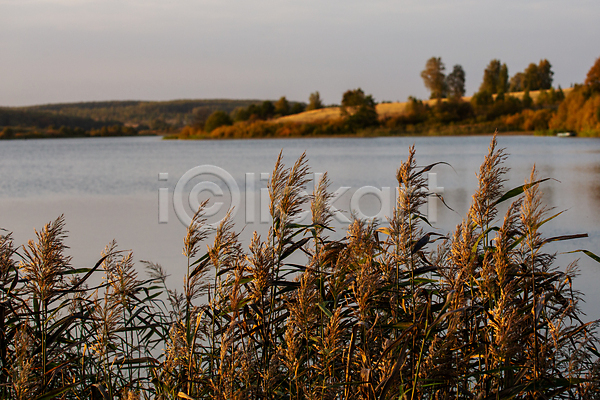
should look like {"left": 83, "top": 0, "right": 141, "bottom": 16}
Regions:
{"left": 165, "top": 130, "right": 546, "bottom": 141}
{"left": 1, "top": 130, "right": 586, "bottom": 142}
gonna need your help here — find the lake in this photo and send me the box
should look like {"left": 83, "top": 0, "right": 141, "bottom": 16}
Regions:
{"left": 1, "top": 135, "right": 599, "bottom": 318}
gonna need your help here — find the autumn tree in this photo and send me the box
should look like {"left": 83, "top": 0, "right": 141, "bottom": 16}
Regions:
{"left": 538, "top": 59, "right": 553, "bottom": 90}
{"left": 522, "top": 89, "right": 533, "bottom": 108}
{"left": 232, "top": 101, "right": 275, "bottom": 121}
{"left": 523, "top": 59, "right": 554, "bottom": 90}
{"left": 509, "top": 72, "right": 525, "bottom": 92}
{"left": 523, "top": 63, "right": 540, "bottom": 90}
{"left": 204, "top": 110, "right": 233, "bottom": 132}
{"left": 341, "top": 88, "right": 369, "bottom": 107}
{"left": 446, "top": 65, "right": 466, "bottom": 99}
{"left": 340, "top": 88, "right": 378, "bottom": 128}
{"left": 499, "top": 63, "right": 509, "bottom": 93}
{"left": 307, "top": 91, "right": 323, "bottom": 110}
{"left": 290, "top": 102, "right": 306, "bottom": 114}
{"left": 421, "top": 57, "right": 447, "bottom": 99}
{"left": 274, "top": 96, "right": 290, "bottom": 116}
{"left": 585, "top": 56, "right": 600, "bottom": 92}
{"left": 479, "top": 59, "right": 509, "bottom": 94}
{"left": 509, "top": 59, "right": 553, "bottom": 92}
{"left": 260, "top": 101, "right": 275, "bottom": 118}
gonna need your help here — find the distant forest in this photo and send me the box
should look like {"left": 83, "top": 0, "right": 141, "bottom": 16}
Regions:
{"left": 0, "top": 99, "right": 270, "bottom": 139}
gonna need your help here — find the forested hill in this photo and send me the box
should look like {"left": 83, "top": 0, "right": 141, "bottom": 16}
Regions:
{"left": 0, "top": 107, "right": 117, "bottom": 131}
{"left": 4, "top": 99, "right": 263, "bottom": 131}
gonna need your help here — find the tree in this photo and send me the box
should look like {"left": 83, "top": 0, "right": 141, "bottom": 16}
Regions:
{"left": 232, "top": 106, "right": 251, "bottom": 122}
{"left": 509, "top": 72, "right": 525, "bottom": 92}
{"left": 499, "top": 63, "right": 509, "bottom": 93}
{"left": 232, "top": 101, "right": 277, "bottom": 121}
{"left": 421, "top": 57, "right": 447, "bottom": 99}
{"left": 340, "top": 88, "right": 378, "bottom": 129}
{"left": 538, "top": 59, "right": 553, "bottom": 90}
{"left": 523, "top": 63, "right": 540, "bottom": 91}
{"left": 585, "top": 56, "right": 600, "bottom": 92}
{"left": 522, "top": 89, "right": 533, "bottom": 109}
{"left": 341, "top": 88, "right": 370, "bottom": 107}
{"left": 479, "top": 59, "right": 509, "bottom": 94}
{"left": 260, "top": 101, "right": 275, "bottom": 119}
{"left": 204, "top": 110, "right": 233, "bottom": 133}
{"left": 274, "top": 97, "right": 290, "bottom": 116}
{"left": 471, "top": 90, "right": 493, "bottom": 107}
{"left": 446, "top": 65, "right": 466, "bottom": 99}
{"left": 191, "top": 106, "right": 212, "bottom": 129}
{"left": 307, "top": 91, "right": 323, "bottom": 110}
{"left": 290, "top": 102, "right": 306, "bottom": 114}
{"left": 522, "top": 59, "right": 553, "bottom": 91}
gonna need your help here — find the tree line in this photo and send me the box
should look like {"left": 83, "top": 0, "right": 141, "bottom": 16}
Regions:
{"left": 3, "top": 56, "right": 600, "bottom": 139}
{"left": 178, "top": 92, "right": 327, "bottom": 136}
{"left": 415, "top": 56, "right": 600, "bottom": 135}
{"left": 197, "top": 97, "right": 307, "bottom": 133}
{"left": 421, "top": 57, "right": 555, "bottom": 100}
{"left": 191, "top": 56, "right": 600, "bottom": 139}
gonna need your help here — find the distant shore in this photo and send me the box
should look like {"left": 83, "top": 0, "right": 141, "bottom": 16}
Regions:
{"left": 3, "top": 86, "right": 598, "bottom": 141}
{"left": 169, "top": 87, "right": 592, "bottom": 140}
{"left": 164, "top": 128, "right": 561, "bottom": 142}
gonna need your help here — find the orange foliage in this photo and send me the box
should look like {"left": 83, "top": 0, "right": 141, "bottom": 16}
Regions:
{"left": 500, "top": 109, "right": 553, "bottom": 131}
{"left": 585, "top": 56, "right": 600, "bottom": 90}
{"left": 548, "top": 86, "right": 600, "bottom": 135}
{"left": 178, "top": 125, "right": 201, "bottom": 139}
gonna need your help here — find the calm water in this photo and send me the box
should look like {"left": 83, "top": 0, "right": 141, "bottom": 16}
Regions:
{"left": 1, "top": 135, "right": 599, "bottom": 317}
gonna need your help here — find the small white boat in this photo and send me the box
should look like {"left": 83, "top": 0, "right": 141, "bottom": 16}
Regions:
{"left": 556, "top": 132, "right": 576, "bottom": 137}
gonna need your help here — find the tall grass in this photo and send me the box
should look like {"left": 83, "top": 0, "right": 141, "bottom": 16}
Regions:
{"left": 1, "top": 136, "right": 599, "bottom": 399}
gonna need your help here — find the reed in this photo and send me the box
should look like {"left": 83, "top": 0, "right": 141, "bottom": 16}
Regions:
{"left": 0, "top": 136, "right": 598, "bottom": 399}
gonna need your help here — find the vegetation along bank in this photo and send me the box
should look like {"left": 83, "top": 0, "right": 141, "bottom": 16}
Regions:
{"left": 2, "top": 57, "right": 600, "bottom": 140}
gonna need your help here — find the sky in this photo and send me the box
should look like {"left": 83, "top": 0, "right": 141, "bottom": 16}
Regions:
{"left": 1, "top": 0, "right": 599, "bottom": 107}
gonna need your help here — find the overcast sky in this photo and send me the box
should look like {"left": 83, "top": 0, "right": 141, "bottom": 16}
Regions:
{"left": 1, "top": 0, "right": 599, "bottom": 106}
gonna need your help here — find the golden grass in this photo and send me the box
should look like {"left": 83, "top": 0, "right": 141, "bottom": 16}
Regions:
{"left": 274, "top": 107, "right": 344, "bottom": 123}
